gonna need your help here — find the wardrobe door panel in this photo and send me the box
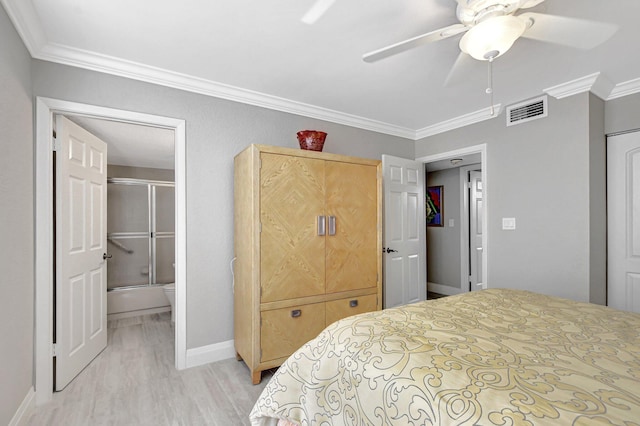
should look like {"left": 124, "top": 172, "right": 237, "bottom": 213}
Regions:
{"left": 325, "top": 162, "right": 378, "bottom": 293}
{"left": 260, "top": 153, "right": 326, "bottom": 302}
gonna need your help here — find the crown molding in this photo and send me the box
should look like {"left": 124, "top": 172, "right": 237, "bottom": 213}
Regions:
{"left": 543, "top": 73, "right": 602, "bottom": 99}
{"left": 415, "top": 104, "right": 502, "bottom": 139}
{"left": 543, "top": 72, "right": 640, "bottom": 101}
{"left": 34, "top": 43, "right": 416, "bottom": 139}
{"left": 608, "top": 77, "right": 640, "bottom": 100}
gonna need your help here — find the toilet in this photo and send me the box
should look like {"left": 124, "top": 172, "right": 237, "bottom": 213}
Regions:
{"left": 163, "top": 283, "right": 175, "bottom": 323}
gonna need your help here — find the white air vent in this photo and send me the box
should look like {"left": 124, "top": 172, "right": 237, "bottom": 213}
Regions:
{"left": 506, "top": 96, "right": 548, "bottom": 127}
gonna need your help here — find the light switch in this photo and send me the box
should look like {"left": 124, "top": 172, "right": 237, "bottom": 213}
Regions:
{"left": 502, "top": 218, "right": 516, "bottom": 230}
{"left": 448, "top": 219, "right": 455, "bottom": 227}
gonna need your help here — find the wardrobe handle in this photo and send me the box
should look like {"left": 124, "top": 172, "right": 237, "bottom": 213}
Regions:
{"left": 291, "top": 309, "right": 302, "bottom": 318}
{"left": 328, "top": 215, "right": 336, "bottom": 236}
{"left": 317, "top": 216, "right": 326, "bottom": 236}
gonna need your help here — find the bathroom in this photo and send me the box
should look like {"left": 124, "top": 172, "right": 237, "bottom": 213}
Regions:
{"left": 71, "top": 116, "right": 177, "bottom": 323}
{"left": 106, "top": 166, "right": 176, "bottom": 321}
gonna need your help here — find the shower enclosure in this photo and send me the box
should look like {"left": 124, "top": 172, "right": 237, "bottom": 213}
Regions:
{"left": 106, "top": 177, "right": 175, "bottom": 315}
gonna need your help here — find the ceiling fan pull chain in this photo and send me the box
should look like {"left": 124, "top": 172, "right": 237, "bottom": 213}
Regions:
{"left": 486, "top": 57, "right": 495, "bottom": 116}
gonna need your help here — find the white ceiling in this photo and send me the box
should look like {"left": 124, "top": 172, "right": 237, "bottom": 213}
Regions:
{"left": 68, "top": 116, "right": 175, "bottom": 170}
{"left": 426, "top": 153, "right": 481, "bottom": 172}
{"left": 5, "top": 0, "right": 640, "bottom": 139}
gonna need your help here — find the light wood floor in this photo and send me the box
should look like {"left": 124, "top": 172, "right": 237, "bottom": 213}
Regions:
{"left": 27, "top": 312, "right": 273, "bottom": 425}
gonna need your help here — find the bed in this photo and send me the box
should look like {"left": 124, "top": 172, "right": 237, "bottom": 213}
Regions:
{"left": 250, "top": 289, "right": 640, "bottom": 425}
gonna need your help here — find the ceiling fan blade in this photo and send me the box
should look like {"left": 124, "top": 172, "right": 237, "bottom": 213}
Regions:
{"left": 519, "top": 12, "right": 618, "bottom": 50}
{"left": 363, "top": 24, "right": 468, "bottom": 63}
{"left": 302, "top": 0, "right": 337, "bottom": 25}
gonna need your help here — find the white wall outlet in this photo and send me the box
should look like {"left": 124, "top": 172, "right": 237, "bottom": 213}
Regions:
{"left": 502, "top": 218, "right": 516, "bottom": 230}
{"left": 448, "top": 219, "right": 455, "bottom": 227}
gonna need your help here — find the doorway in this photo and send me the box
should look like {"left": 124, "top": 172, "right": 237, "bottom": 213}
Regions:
{"left": 417, "top": 144, "right": 488, "bottom": 296}
{"left": 34, "top": 97, "right": 187, "bottom": 404}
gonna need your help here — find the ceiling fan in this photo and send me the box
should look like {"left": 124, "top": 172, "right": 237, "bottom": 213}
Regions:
{"left": 362, "top": 0, "right": 618, "bottom": 63}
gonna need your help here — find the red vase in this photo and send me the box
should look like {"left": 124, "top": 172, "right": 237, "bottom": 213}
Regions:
{"left": 296, "top": 130, "right": 327, "bottom": 152}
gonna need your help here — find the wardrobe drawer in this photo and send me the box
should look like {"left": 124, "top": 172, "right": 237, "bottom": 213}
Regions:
{"left": 325, "top": 294, "right": 377, "bottom": 326}
{"left": 261, "top": 302, "right": 325, "bottom": 362}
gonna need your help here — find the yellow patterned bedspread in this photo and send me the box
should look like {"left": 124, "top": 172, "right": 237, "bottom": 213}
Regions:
{"left": 250, "top": 289, "right": 640, "bottom": 425}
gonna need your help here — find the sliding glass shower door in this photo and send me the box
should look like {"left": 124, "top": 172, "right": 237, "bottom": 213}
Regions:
{"left": 107, "top": 178, "right": 175, "bottom": 290}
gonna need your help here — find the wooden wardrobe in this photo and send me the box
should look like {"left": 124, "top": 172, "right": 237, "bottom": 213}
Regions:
{"left": 234, "top": 144, "right": 382, "bottom": 384}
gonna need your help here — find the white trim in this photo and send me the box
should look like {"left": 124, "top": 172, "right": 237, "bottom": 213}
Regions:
{"left": 416, "top": 105, "right": 502, "bottom": 139}
{"left": 34, "top": 97, "right": 188, "bottom": 406}
{"left": 8, "top": 387, "right": 35, "bottom": 426}
{"left": 428, "top": 282, "right": 464, "bottom": 297}
{"left": 544, "top": 73, "right": 601, "bottom": 99}
{"left": 185, "top": 340, "right": 236, "bottom": 369}
{"left": 417, "top": 144, "right": 488, "bottom": 290}
{"left": 608, "top": 77, "right": 640, "bottom": 100}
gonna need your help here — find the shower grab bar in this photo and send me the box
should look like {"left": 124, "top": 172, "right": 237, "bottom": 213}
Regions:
{"left": 107, "top": 238, "right": 134, "bottom": 254}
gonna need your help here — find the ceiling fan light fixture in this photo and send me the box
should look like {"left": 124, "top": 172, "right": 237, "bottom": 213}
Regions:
{"left": 459, "top": 15, "right": 527, "bottom": 61}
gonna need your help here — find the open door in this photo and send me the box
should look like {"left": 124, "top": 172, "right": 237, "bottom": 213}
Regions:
{"left": 382, "top": 155, "right": 427, "bottom": 308}
{"left": 608, "top": 131, "right": 640, "bottom": 313}
{"left": 55, "top": 116, "right": 108, "bottom": 390}
{"left": 469, "top": 171, "right": 484, "bottom": 291}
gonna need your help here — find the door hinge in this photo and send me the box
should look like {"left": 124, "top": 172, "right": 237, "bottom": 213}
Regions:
{"left": 52, "top": 136, "right": 61, "bottom": 152}
{"left": 259, "top": 223, "right": 262, "bottom": 233}
{"left": 52, "top": 343, "right": 58, "bottom": 357}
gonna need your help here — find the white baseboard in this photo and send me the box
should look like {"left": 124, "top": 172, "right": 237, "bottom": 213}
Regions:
{"left": 9, "top": 387, "right": 34, "bottom": 426}
{"left": 428, "top": 282, "right": 464, "bottom": 297}
{"left": 185, "top": 339, "right": 236, "bottom": 369}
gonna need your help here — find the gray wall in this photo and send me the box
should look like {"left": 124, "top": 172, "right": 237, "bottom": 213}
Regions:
{"left": 605, "top": 92, "right": 640, "bottom": 134}
{"left": 108, "top": 164, "right": 175, "bottom": 181}
{"left": 0, "top": 5, "right": 34, "bottom": 425}
{"left": 31, "top": 60, "right": 415, "bottom": 349}
{"left": 416, "top": 93, "right": 606, "bottom": 304}
{"left": 426, "top": 168, "right": 461, "bottom": 290}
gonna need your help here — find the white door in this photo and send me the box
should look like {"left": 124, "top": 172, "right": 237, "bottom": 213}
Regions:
{"left": 382, "top": 155, "right": 427, "bottom": 308}
{"left": 469, "top": 171, "right": 484, "bottom": 291}
{"left": 608, "top": 131, "right": 640, "bottom": 313}
{"left": 55, "top": 116, "right": 108, "bottom": 390}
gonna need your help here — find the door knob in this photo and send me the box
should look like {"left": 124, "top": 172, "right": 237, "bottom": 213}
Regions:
{"left": 103, "top": 253, "right": 113, "bottom": 260}
{"left": 383, "top": 248, "right": 398, "bottom": 253}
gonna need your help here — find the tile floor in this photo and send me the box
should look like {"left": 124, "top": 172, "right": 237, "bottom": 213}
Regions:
{"left": 27, "top": 313, "right": 272, "bottom": 426}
